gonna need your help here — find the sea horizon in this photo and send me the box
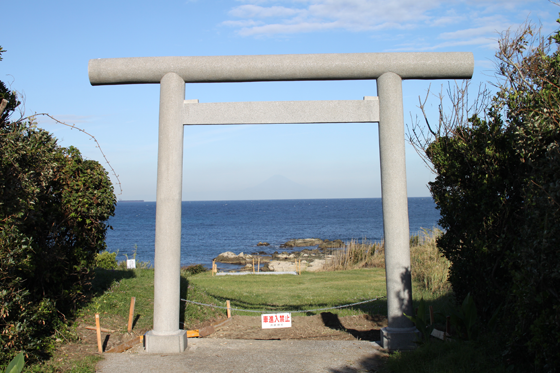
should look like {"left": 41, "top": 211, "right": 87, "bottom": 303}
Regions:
{"left": 106, "top": 197, "right": 440, "bottom": 268}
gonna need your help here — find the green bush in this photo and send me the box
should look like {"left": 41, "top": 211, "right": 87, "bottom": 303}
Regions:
{"left": 96, "top": 251, "right": 119, "bottom": 270}
{"left": 420, "top": 20, "right": 560, "bottom": 371}
{"left": 182, "top": 264, "right": 207, "bottom": 276}
{"left": 0, "top": 47, "right": 116, "bottom": 364}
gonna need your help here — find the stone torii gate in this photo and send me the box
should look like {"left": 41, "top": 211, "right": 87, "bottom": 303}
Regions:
{"left": 89, "top": 52, "right": 473, "bottom": 353}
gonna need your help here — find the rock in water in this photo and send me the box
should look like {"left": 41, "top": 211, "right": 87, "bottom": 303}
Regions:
{"left": 214, "top": 251, "right": 253, "bottom": 264}
{"left": 280, "top": 238, "right": 324, "bottom": 248}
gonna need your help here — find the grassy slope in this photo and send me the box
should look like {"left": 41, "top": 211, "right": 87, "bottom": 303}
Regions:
{"left": 25, "top": 267, "right": 484, "bottom": 372}
{"left": 186, "top": 269, "right": 388, "bottom": 318}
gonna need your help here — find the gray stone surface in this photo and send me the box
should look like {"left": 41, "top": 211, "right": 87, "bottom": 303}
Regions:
{"left": 144, "top": 330, "right": 187, "bottom": 354}
{"left": 377, "top": 72, "right": 416, "bottom": 349}
{"left": 183, "top": 98, "right": 379, "bottom": 125}
{"left": 96, "top": 339, "right": 387, "bottom": 373}
{"left": 381, "top": 327, "right": 420, "bottom": 351}
{"left": 146, "top": 72, "right": 186, "bottom": 353}
{"left": 89, "top": 52, "right": 473, "bottom": 85}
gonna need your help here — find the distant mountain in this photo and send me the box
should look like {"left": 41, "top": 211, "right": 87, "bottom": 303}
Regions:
{"left": 231, "top": 174, "right": 327, "bottom": 200}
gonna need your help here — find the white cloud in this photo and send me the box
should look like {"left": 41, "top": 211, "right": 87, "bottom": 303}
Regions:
{"left": 224, "top": 0, "right": 447, "bottom": 36}
{"left": 229, "top": 4, "right": 304, "bottom": 18}
{"left": 222, "top": 0, "right": 547, "bottom": 56}
{"left": 222, "top": 19, "right": 264, "bottom": 27}
{"left": 439, "top": 25, "right": 506, "bottom": 40}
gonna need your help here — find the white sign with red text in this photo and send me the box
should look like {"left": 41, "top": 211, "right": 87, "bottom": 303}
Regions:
{"left": 261, "top": 313, "right": 292, "bottom": 329}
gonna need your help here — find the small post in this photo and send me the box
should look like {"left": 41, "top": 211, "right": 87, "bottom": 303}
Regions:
{"left": 95, "top": 313, "right": 103, "bottom": 353}
{"left": 429, "top": 306, "right": 434, "bottom": 325}
{"left": 212, "top": 260, "right": 215, "bottom": 276}
{"left": 258, "top": 257, "right": 260, "bottom": 272}
{"left": 128, "top": 297, "right": 136, "bottom": 332}
{"left": 252, "top": 258, "right": 255, "bottom": 273}
{"left": 226, "top": 300, "right": 231, "bottom": 318}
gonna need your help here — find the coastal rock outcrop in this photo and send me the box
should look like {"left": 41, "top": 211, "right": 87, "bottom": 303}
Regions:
{"left": 318, "top": 239, "right": 344, "bottom": 249}
{"left": 215, "top": 242, "right": 340, "bottom": 273}
{"left": 280, "top": 238, "right": 324, "bottom": 248}
{"left": 214, "top": 251, "right": 254, "bottom": 264}
{"left": 256, "top": 242, "right": 270, "bottom": 246}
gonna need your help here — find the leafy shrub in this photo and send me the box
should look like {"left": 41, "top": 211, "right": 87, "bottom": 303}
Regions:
{"left": 96, "top": 251, "right": 119, "bottom": 270}
{"left": 182, "top": 264, "right": 207, "bottom": 276}
{"left": 416, "top": 20, "right": 560, "bottom": 371}
{"left": 0, "top": 47, "right": 116, "bottom": 364}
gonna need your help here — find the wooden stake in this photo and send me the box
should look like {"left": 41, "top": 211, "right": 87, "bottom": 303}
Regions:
{"left": 95, "top": 313, "right": 103, "bottom": 353}
{"left": 258, "top": 257, "right": 260, "bottom": 272}
{"left": 212, "top": 260, "right": 215, "bottom": 276}
{"left": 252, "top": 258, "right": 255, "bottom": 273}
{"left": 128, "top": 297, "right": 136, "bottom": 332}
{"left": 429, "top": 305, "right": 434, "bottom": 325}
{"left": 226, "top": 300, "right": 231, "bottom": 318}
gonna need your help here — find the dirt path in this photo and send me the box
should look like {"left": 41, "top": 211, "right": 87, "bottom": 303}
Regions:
{"left": 200, "top": 313, "right": 388, "bottom": 341}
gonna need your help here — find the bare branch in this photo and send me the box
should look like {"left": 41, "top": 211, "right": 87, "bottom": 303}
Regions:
{"left": 15, "top": 113, "right": 123, "bottom": 195}
{"left": 0, "top": 99, "right": 7, "bottom": 115}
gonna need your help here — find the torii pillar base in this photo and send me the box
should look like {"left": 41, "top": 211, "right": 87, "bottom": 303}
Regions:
{"left": 144, "top": 330, "right": 187, "bottom": 354}
{"left": 381, "top": 327, "right": 420, "bottom": 351}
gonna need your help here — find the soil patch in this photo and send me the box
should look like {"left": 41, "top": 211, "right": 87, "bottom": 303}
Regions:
{"left": 199, "top": 313, "right": 388, "bottom": 341}
{"left": 48, "top": 313, "right": 386, "bottom": 371}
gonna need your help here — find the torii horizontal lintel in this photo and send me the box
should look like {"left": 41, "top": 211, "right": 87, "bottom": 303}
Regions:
{"left": 183, "top": 97, "right": 380, "bottom": 125}
{"left": 88, "top": 52, "right": 473, "bottom": 86}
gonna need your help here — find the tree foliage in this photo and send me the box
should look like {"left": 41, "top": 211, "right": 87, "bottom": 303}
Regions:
{"left": 410, "top": 19, "right": 560, "bottom": 371}
{"left": 0, "top": 47, "right": 116, "bottom": 363}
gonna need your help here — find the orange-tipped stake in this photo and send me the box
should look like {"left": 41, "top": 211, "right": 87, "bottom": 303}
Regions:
{"left": 95, "top": 313, "right": 103, "bottom": 353}
{"left": 226, "top": 300, "right": 231, "bottom": 318}
{"left": 128, "top": 297, "right": 136, "bottom": 332}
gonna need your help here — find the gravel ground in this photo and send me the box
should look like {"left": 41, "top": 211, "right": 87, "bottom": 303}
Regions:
{"left": 96, "top": 338, "right": 388, "bottom": 373}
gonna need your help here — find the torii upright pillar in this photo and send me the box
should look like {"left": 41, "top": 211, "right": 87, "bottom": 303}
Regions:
{"left": 144, "top": 72, "right": 188, "bottom": 352}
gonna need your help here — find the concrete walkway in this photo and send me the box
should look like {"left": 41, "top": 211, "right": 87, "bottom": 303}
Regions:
{"left": 96, "top": 339, "right": 387, "bottom": 373}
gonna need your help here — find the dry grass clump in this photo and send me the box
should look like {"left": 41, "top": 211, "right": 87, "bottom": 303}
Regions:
{"left": 409, "top": 228, "right": 450, "bottom": 294}
{"left": 322, "top": 239, "right": 385, "bottom": 271}
{"left": 323, "top": 228, "right": 450, "bottom": 294}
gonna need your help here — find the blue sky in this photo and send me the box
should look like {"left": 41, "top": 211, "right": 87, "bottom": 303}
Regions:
{"left": 2, "top": 0, "right": 557, "bottom": 201}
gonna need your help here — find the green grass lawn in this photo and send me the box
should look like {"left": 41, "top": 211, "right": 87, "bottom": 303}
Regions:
{"left": 185, "top": 268, "right": 388, "bottom": 319}
{"left": 24, "top": 267, "right": 500, "bottom": 373}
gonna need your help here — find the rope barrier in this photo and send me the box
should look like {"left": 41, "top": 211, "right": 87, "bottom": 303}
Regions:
{"left": 181, "top": 297, "right": 384, "bottom": 314}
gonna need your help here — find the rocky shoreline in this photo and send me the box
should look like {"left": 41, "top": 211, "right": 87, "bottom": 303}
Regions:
{"left": 213, "top": 238, "right": 344, "bottom": 273}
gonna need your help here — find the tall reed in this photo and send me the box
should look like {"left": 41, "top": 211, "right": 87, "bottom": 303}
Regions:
{"left": 322, "top": 239, "right": 384, "bottom": 271}
{"left": 323, "top": 228, "right": 450, "bottom": 294}
{"left": 409, "top": 228, "right": 450, "bottom": 294}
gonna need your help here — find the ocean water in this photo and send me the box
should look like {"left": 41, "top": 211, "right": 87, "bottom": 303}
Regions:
{"left": 105, "top": 198, "right": 440, "bottom": 268}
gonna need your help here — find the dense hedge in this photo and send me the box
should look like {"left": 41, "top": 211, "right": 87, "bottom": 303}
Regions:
{"left": 0, "top": 48, "right": 116, "bottom": 363}
{"left": 426, "top": 21, "right": 560, "bottom": 371}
